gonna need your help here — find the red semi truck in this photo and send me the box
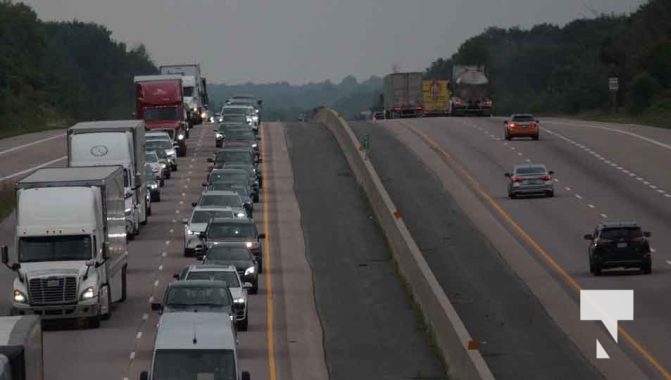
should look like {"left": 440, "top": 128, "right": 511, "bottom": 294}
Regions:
{"left": 133, "top": 75, "right": 188, "bottom": 156}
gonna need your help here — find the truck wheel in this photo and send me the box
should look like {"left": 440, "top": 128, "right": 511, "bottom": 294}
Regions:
{"left": 250, "top": 282, "right": 258, "bottom": 295}
{"left": 533, "top": 133, "right": 539, "bottom": 141}
{"left": 120, "top": 266, "right": 127, "bottom": 302}
{"left": 642, "top": 261, "right": 652, "bottom": 274}
{"left": 87, "top": 316, "right": 101, "bottom": 329}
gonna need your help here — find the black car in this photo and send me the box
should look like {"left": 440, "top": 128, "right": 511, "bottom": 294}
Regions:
{"left": 206, "top": 181, "right": 254, "bottom": 213}
{"left": 202, "top": 245, "right": 259, "bottom": 294}
{"left": 201, "top": 218, "right": 266, "bottom": 272}
{"left": 151, "top": 280, "right": 238, "bottom": 316}
{"left": 584, "top": 221, "right": 652, "bottom": 275}
{"left": 215, "top": 123, "right": 250, "bottom": 147}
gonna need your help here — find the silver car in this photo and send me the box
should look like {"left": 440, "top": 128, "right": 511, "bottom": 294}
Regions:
{"left": 505, "top": 164, "right": 554, "bottom": 198}
{"left": 183, "top": 206, "right": 235, "bottom": 257}
{"left": 191, "top": 190, "right": 249, "bottom": 219}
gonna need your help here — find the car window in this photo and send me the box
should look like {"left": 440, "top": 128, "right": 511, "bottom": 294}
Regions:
{"left": 165, "top": 286, "right": 232, "bottom": 306}
{"left": 515, "top": 166, "right": 546, "bottom": 175}
{"left": 205, "top": 247, "right": 251, "bottom": 261}
{"left": 512, "top": 115, "right": 535, "bottom": 122}
{"left": 600, "top": 227, "right": 643, "bottom": 240}
{"left": 200, "top": 195, "right": 241, "bottom": 207}
{"left": 191, "top": 210, "right": 235, "bottom": 223}
{"left": 207, "top": 224, "right": 256, "bottom": 238}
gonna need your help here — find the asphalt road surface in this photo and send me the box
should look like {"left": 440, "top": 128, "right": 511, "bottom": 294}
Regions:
{"left": 352, "top": 116, "right": 671, "bottom": 379}
{"left": 286, "top": 122, "right": 446, "bottom": 380}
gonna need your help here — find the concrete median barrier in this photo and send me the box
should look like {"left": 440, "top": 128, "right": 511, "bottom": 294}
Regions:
{"left": 314, "top": 108, "right": 494, "bottom": 380}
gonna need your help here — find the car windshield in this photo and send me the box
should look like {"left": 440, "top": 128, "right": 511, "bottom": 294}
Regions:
{"left": 223, "top": 108, "right": 248, "bottom": 115}
{"left": 217, "top": 124, "right": 247, "bottom": 133}
{"left": 19, "top": 235, "right": 92, "bottom": 263}
{"left": 209, "top": 172, "right": 249, "bottom": 183}
{"left": 216, "top": 150, "right": 252, "bottom": 162}
{"left": 208, "top": 183, "right": 248, "bottom": 194}
{"left": 165, "top": 286, "right": 232, "bottom": 307}
{"left": 183, "top": 86, "right": 194, "bottom": 97}
{"left": 191, "top": 210, "right": 235, "bottom": 223}
{"left": 200, "top": 194, "right": 241, "bottom": 207}
{"left": 227, "top": 131, "right": 255, "bottom": 141}
{"left": 207, "top": 223, "right": 256, "bottom": 239}
{"left": 600, "top": 227, "right": 643, "bottom": 240}
{"left": 152, "top": 349, "right": 236, "bottom": 380}
{"left": 515, "top": 167, "right": 546, "bottom": 175}
{"left": 222, "top": 114, "right": 247, "bottom": 123}
{"left": 512, "top": 115, "right": 535, "bottom": 122}
{"left": 144, "top": 107, "right": 179, "bottom": 121}
{"left": 147, "top": 141, "right": 173, "bottom": 150}
{"left": 145, "top": 153, "right": 159, "bottom": 163}
{"left": 205, "top": 247, "right": 251, "bottom": 261}
{"left": 185, "top": 271, "right": 240, "bottom": 287}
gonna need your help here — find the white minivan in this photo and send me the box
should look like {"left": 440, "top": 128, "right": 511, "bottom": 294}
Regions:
{"left": 140, "top": 312, "right": 250, "bottom": 380}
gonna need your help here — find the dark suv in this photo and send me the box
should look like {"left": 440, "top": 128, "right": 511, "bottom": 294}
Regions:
{"left": 584, "top": 222, "right": 652, "bottom": 275}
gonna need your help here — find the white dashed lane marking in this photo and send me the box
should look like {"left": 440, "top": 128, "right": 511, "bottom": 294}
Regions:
{"left": 575, "top": 194, "right": 583, "bottom": 200}
{"left": 601, "top": 214, "right": 608, "bottom": 219}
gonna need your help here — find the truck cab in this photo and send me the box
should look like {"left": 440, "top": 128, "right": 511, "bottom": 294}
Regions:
{"left": 2, "top": 167, "right": 128, "bottom": 328}
{"left": 140, "top": 312, "right": 250, "bottom": 380}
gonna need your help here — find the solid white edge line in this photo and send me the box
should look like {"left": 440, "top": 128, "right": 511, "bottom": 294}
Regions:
{"left": 0, "top": 156, "right": 67, "bottom": 181}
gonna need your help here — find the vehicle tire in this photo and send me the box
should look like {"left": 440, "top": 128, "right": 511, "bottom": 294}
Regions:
{"left": 140, "top": 216, "right": 148, "bottom": 226}
{"left": 257, "top": 260, "right": 263, "bottom": 274}
{"left": 250, "top": 282, "right": 258, "bottom": 295}
{"left": 165, "top": 171, "right": 171, "bottom": 179}
{"left": 184, "top": 248, "right": 192, "bottom": 257}
{"left": 160, "top": 179, "right": 165, "bottom": 187}
{"left": 100, "top": 285, "right": 112, "bottom": 321}
{"left": 172, "top": 165, "right": 178, "bottom": 172}
{"left": 546, "top": 191, "right": 554, "bottom": 198}
{"left": 642, "top": 261, "right": 652, "bottom": 274}
{"left": 593, "top": 263, "right": 602, "bottom": 276}
{"left": 146, "top": 204, "right": 152, "bottom": 217}
{"left": 216, "top": 141, "right": 222, "bottom": 148}
{"left": 508, "top": 192, "right": 516, "bottom": 199}
{"left": 253, "top": 193, "right": 260, "bottom": 203}
{"left": 87, "top": 316, "right": 100, "bottom": 329}
{"left": 533, "top": 133, "right": 539, "bottom": 141}
{"left": 238, "top": 317, "right": 248, "bottom": 332}
{"left": 120, "top": 266, "right": 128, "bottom": 302}
{"left": 504, "top": 131, "right": 511, "bottom": 140}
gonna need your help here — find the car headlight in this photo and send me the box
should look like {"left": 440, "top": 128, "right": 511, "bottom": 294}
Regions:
{"left": 201, "top": 112, "right": 207, "bottom": 118}
{"left": 150, "top": 183, "right": 158, "bottom": 190}
{"left": 236, "top": 212, "right": 246, "bottom": 218}
{"left": 125, "top": 208, "right": 132, "bottom": 215}
{"left": 167, "top": 149, "right": 176, "bottom": 156}
{"left": 244, "top": 266, "right": 256, "bottom": 276}
{"left": 186, "top": 228, "right": 196, "bottom": 235}
{"left": 80, "top": 287, "right": 96, "bottom": 300}
{"left": 251, "top": 143, "right": 258, "bottom": 148}
{"left": 13, "top": 290, "right": 27, "bottom": 304}
{"left": 193, "top": 107, "right": 198, "bottom": 112}
{"left": 216, "top": 133, "right": 223, "bottom": 139}
{"left": 160, "top": 163, "right": 167, "bottom": 168}
{"left": 234, "top": 298, "right": 245, "bottom": 304}
{"left": 178, "top": 134, "right": 185, "bottom": 140}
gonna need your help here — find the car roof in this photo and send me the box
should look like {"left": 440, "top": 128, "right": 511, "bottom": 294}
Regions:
{"left": 203, "top": 190, "right": 239, "bottom": 196}
{"left": 210, "top": 217, "right": 253, "bottom": 225}
{"left": 513, "top": 164, "right": 547, "bottom": 170}
{"left": 186, "top": 264, "right": 238, "bottom": 272}
{"left": 168, "top": 280, "right": 230, "bottom": 288}
{"left": 598, "top": 221, "right": 640, "bottom": 229}
{"left": 211, "top": 168, "right": 248, "bottom": 174}
{"left": 154, "top": 312, "right": 237, "bottom": 350}
{"left": 511, "top": 114, "right": 535, "bottom": 118}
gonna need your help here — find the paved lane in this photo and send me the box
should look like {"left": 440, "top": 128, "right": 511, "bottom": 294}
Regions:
{"left": 357, "top": 116, "right": 671, "bottom": 379}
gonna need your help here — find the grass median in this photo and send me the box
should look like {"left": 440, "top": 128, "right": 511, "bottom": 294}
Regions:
{"left": 0, "top": 181, "right": 16, "bottom": 221}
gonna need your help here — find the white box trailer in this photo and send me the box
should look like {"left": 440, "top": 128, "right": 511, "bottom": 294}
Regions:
{"left": 1, "top": 166, "right": 128, "bottom": 328}
{"left": 67, "top": 120, "right": 148, "bottom": 238}
{"left": 0, "top": 316, "right": 43, "bottom": 380}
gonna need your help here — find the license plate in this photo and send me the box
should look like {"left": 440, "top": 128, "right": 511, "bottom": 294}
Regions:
{"left": 617, "top": 242, "right": 627, "bottom": 248}
{"left": 530, "top": 180, "right": 541, "bottom": 185}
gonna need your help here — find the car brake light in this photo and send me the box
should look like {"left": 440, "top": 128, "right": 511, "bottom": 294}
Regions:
{"left": 416, "top": 105, "right": 423, "bottom": 110}
{"left": 541, "top": 175, "right": 551, "bottom": 181}
{"left": 512, "top": 176, "right": 523, "bottom": 182}
{"left": 509, "top": 123, "right": 516, "bottom": 128}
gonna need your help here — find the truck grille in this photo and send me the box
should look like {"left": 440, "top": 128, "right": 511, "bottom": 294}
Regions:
{"left": 29, "top": 277, "right": 77, "bottom": 305}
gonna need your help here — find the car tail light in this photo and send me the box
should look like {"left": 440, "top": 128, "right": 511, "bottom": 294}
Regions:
{"left": 416, "top": 105, "right": 423, "bottom": 110}
{"left": 512, "top": 176, "right": 523, "bottom": 182}
{"left": 393, "top": 107, "right": 400, "bottom": 111}
{"left": 541, "top": 175, "right": 551, "bottom": 181}
{"left": 509, "top": 123, "right": 516, "bottom": 128}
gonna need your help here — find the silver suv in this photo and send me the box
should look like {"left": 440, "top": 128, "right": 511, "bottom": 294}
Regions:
{"left": 505, "top": 164, "right": 554, "bottom": 198}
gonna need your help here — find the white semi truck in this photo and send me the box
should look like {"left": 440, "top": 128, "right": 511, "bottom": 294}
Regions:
{"left": 1, "top": 166, "right": 128, "bottom": 328}
{"left": 0, "top": 315, "right": 43, "bottom": 380}
{"left": 159, "top": 64, "right": 208, "bottom": 124}
{"left": 67, "top": 120, "right": 147, "bottom": 238}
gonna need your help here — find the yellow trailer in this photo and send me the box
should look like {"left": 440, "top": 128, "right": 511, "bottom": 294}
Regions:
{"left": 422, "top": 80, "right": 451, "bottom": 116}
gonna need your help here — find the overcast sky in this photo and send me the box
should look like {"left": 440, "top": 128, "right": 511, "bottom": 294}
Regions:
{"left": 21, "top": 0, "right": 644, "bottom": 85}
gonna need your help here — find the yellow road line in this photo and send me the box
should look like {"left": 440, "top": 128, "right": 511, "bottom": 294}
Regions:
{"left": 401, "top": 120, "right": 671, "bottom": 380}
{"left": 261, "top": 124, "right": 278, "bottom": 380}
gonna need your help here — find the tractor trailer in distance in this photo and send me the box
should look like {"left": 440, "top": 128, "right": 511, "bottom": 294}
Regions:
{"left": 422, "top": 80, "right": 451, "bottom": 116}
{"left": 1, "top": 167, "right": 128, "bottom": 328}
{"left": 0, "top": 315, "right": 43, "bottom": 380}
{"left": 133, "top": 75, "right": 188, "bottom": 156}
{"left": 159, "top": 64, "right": 208, "bottom": 124}
{"left": 67, "top": 120, "right": 147, "bottom": 238}
{"left": 383, "top": 72, "right": 424, "bottom": 118}
{"left": 450, "top": 65, "right": 493, "bottom": 116}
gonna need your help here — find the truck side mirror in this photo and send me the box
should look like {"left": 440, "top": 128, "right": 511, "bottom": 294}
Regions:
{"left": 102, "top": 242, "right": 110, "bottom": 260}
{"left": 583, "top": 234, "right": 594, "bottom": 240}
{"left": 503, "top": 120, "right": 508, "bottom": 124}
{"left": 140, "top": 371, "right": 149, "bottom": 380}
{"left": 172, "top": 273, "right": 180, "bottom": 280}
{"left": 191, "top": 202, "right": 198, "bottom": 207}
{"left": 207, "top": 158, "right": 214, "bottom": 163}
{"left": 151, "top": 303, "right": 163, "bottom": 312}
{"left": 258, "top": 233, "right": 266, "bottom": 239}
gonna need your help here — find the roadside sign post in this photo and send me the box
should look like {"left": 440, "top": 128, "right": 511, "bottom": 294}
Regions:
{"left": 608, "top": 77, "right": 619, "bottom": 113}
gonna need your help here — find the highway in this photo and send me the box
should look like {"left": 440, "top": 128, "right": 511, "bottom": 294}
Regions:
{"left": 0, "top": 121, "right": 445, "bottom": 379}
{"left": 351, "top": 116, "right": 671, "bottom": 379}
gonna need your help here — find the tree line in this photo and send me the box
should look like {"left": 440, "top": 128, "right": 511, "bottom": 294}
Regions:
{"left": 0, "top": 1, "right": 157, "bottom": 136}
{"left": 424, "top": 0, "right": 671, "bottom": 121}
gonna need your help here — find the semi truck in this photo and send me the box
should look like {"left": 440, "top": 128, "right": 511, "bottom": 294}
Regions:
{"left": 383, "top": 72, "right": 424, "bottom": 118}
{"left": 1, "top": 166, "right": 128, "bottom": 328}
{"left": 422, "top": 80, "right": 451, "bottom": 116}
{"left": 67, "top": 120, "right": 147, "bottom": 238}
{"left": 134, "top": 75, "right": 188, "bottom": 156}
{"left": 450, "top": 65, "right": 493, "bottom": 116}
{"left": 159, "top": 64, "right": 208, "bottom": 124}
{"left": 0, "top": 315, "right": 43, "bottom": 380}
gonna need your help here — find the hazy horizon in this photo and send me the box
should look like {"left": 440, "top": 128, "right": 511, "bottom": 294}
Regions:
{"left": 21, "top": 0, "right": 645, "bottom": 85}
